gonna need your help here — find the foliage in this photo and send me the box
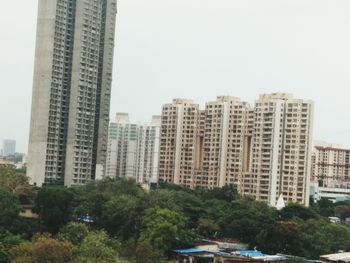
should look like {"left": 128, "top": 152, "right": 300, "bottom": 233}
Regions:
{"left": 135, "top": 241, "right": 164, "bottom": 263}
{"left": 139, "top": 207, "right": 194, "bottom": 252}
{"left": 334, "top": 205, "right": 350, "bottom": 221}
{"left": 34, "top": 186, "right": 74, "bottom": 233}
{"left": 317, "top": 198, "right": 335, "bottom": 217}
{"left": 11, "top": 233, "right": 73, "bottom": 263}
{"left": 8, "top": 178, "right": 350, "bottom": 260}
{"left": 218, "top": 197, "right": 278, "bottom": 245}
{"left": 0, "top": 187, "right": 21, "bottom": 229}
{"left": 101, "top": 195, "right": 140, "bottom": 240}
{"left": 0, "top": 230, "right": 25, "bottom": 263}
{"left": 58, "top": 222, "right": 89, "bottom": 245}
{"left": 280, "top": 203, "right": 319, "bottom": 221}
{"left": 0, "top": 166, "right": 34, "bottom": 204}
{"left": 71, "top": 230, "right": 118, "bottom": 263}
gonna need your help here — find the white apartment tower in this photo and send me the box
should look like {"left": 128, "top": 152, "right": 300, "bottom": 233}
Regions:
{"left": 27, "top": 0, "right": 117, "bottom": 186}
{"left": 105, "top": 114, "right": 161, "bottom": 183}
{"left": 158, "top": 99, "right": 202, "bottom": 188}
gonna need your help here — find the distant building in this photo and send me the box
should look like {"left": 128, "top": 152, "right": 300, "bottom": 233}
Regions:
{"left": 310, "top": 141, "right": 350, "bottom": 203}
{"left": 311, "top": 141, "right": 350, "bottom": 188}
{"left": 105, "top": 113, "right": 161, "bottom": 183}
{"left": 158, "top": 93, "right": 314, "bottom": 206}
{"left": 310, "top": 182, "right": 350, "bottom": 203}
{"left": 27, "top": 0, "right": 118, "bottom": 187}
{"left": 2, "top": 139, "right": 16, "bottom": 157}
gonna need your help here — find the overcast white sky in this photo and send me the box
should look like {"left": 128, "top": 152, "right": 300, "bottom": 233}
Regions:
{"left": 1, "top": 0, "right": 350, "bottom": 152}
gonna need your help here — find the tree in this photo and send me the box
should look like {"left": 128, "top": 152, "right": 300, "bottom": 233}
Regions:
{"left": 34, "top": 186, "right": 74, "bottom": 233}
{"left": 72, "top": 231, "right": 118, "bottom": 263}
{"left": 101, "top": 195, "right": 140, "bottom": 240}
{"left": 0, "top": 231, "right": 25, "bottom": 263}
{"left": 135, "top": 241, "right": 164, "bottom": 263}
{"left": 196, "top": 184, "right": 239, "bottom": 202}
{"left": 197, "top": 218, "right": 219, "bottom": 237}
{"left": 317, "top": 198, "right": 335, "bottom": 217}
{"left": 300, "top": 218, "right": 350, "bottom": 258}
{"left": 0, "top": 187, "right": 21, "bottom": 229}
{"left": 0, "top": 166, "right": 33, "bottom": 198}
{"left": 256, "top": 220, "right": 309, "bottom": 256}
{"left": 139, "top": 207, "right": 194, "bottom": 252}
{"left": 335, "top": 205, "right": 350, "bottom": 221}
{"left": 11, "top": 234, "right": 73, "bottom": 263}
{"left": 58, "top": 222, "right": 89, "bottom": 246}
{"left": 280, "top": 203, "right": 319, "bottom": 221}
{"left": 219, "top": 198, "right": 278, "bottom": 245}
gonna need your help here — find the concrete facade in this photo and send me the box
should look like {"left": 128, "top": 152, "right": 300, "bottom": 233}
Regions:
{"left": 27, "top": 0, "right": 117, "bottom": 186}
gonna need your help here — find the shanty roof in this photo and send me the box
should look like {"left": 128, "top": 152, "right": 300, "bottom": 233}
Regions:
{"left": 174, "top": 248, "right": 231, "bottom": 257}
{"left": 234, "top": 250, "right": 288, "bottom": 261}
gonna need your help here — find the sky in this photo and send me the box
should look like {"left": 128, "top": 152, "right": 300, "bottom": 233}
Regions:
{"left": 1, "top": 0, "right": 350, "bottom": 153}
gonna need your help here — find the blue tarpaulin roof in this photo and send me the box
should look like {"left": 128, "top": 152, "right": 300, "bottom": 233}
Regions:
{"left": 174, "top": 248, "right": 230, "bottom": 257}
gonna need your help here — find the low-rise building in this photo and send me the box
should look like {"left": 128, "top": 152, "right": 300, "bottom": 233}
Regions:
{"left": 310, "top": 182, "right": 350, "bottom": 203}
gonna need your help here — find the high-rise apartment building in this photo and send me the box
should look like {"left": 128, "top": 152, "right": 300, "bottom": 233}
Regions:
{"left": 105, "top": 114, "right": 161, "bottom": 183}
{"left": 158, "top": 94, "right": 314, "bottom": 206}
{"left": 245, "top": 93, "right": 314, "bottom": 206}
{"left": 27, "top": 0, "right": 117, "bottom": 186}
{"left": 311, "top": 141, "right": 350, "bottom": 188}
{"left": 136, "top": 116, "right": 162, "bottom": 184}
{"left": 199, "top": 96, "right": 252, "bottom": 189}
{"left": 2, "top": 140, "right": 16, "bottom": 157}
{"left": 158, "top": 99, "right": 202, "bottom": 188}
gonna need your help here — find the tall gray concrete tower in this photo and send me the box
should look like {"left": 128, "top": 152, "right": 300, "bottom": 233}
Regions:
{"left": 27, "top": 0, "right": 117, "bottom": 186}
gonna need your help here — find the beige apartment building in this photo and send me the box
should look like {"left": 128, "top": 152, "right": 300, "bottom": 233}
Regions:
{"left": 198, "top": 96, "right": 253, "bottom": 190}
{"left": 311, "top": 141, "right": 350, "bottom": 188}
{"left": 158, "top": 93, "right": 314, "bottom": 206}
{"left": 245, "top": 93, "right": 314, "bottom": 206}
{"left": 158, "top": 99, "right": 202, "bottom": 188}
